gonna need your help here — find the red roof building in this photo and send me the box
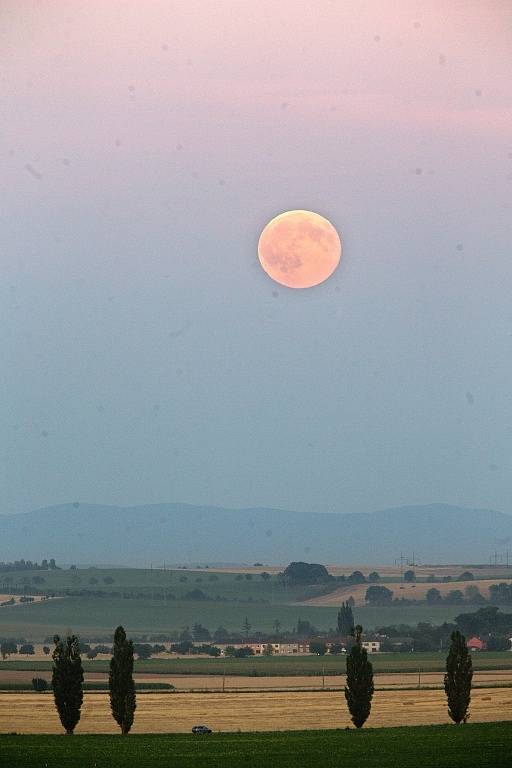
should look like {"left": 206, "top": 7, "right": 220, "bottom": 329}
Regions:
{"left": 467, "top": 636, "right": 486, "bottom": 651}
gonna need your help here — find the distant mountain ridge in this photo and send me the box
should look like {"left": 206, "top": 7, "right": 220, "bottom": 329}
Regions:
{"left": 1, "top": 502, "right": 511, "bottom": 566}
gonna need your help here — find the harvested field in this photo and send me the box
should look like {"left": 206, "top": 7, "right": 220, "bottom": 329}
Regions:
{"left": 302, "top": 579, "right": 512, "bottom": 606}
{"left": 201, "top": 564, "right": 512, "bottom": 580}
{"left": 1, "top": 688, "right": 512, "bottom": 733}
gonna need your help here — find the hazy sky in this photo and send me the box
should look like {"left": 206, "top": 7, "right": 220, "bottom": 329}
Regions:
{"left": 2, "top": 1, "right": 512, "bottom": 515}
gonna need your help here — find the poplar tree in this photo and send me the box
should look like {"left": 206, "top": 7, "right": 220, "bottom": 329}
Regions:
{"left": 52, "top": 634, "right": 84, "bottom": 734}
{"left": 344, "top": 625, "right": 374, "bottom": 728}
{"left": 337, "top": 601, "right": 354, "bottom": 636}
{"left": 444, "top": 630, "right": 473, "bottom": 724}
{"left": 109, "top": 625, "right": 136, "bottom": 734}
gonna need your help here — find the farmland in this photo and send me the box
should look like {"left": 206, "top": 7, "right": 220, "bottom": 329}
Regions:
{"left": 1, "top": 688, "right": 512, "bottom": 734}
{"left": 0, "top": 595, "right": 489, "bottom": 641}
{"left": 4, "top": 667, "right": 512, "bottom": 695}
{"left": 2, "top": 562, "right": 512, "bottom": 640}
{"left": 305, "top": 578, "right": 512, "bottom": 607}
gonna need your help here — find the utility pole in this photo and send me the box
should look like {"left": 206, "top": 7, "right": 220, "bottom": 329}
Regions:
{"left": 394, "top": 553, "right": 406, "bottom": 575}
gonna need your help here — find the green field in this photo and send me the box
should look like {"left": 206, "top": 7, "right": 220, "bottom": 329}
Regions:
{"left": 0, "top": 595, "right": 492, "bottom": 640}
{"left": 2, "top": 651, "right": 512, "bottom": 676}
{"left": 2, "top": 723, "right": 511, "bottom": 768}
{"left": 1, "top": 566, "right": 309, "bottom": 601}
{"left": 5, "top": 565, "right": 509, "bottom": 595}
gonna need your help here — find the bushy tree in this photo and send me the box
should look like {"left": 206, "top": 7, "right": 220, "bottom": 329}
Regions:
{"left": 403, "top": 570, "right": 416, "bottom": 583}
{"left": 444, "top": 630, "right": 472, "bottom": 724}
{"left": 297, "top": 618, "right": 317, "bottom": 638}
{"left": 133, "top": 643, "right": 152, "bottom": 660}
{"left": 52, "top": 634, "right": 84, "bottom": 734}
{"left": 170, "top": 640, "right": 194, "bottom": 654}
{"left": 455, "top": 606, "right": 501, "bottom": 636}
{"left": 365, "top": 586, "right": 393, "bottom": 605}
{"left": 233, "top": 646, "right": 254, "bottom": 658}
{"left": 486, "top": 635, "right": 511, "bottom": 652}
{"left": 344, "top": 625, "right": 374, "bottom": 728}
{"left": 445, "top": 590, "right": 464, "bottom": 605}
{"left": 213, "top": 626, "right": 230, "bottom": 642}
{"left": 368, "top": 571, "right": 380, "bottom": 582}
{"left": 1, "top": 641, "right": 17, "bottom": 659}
{"left": 282, "top": 561, "right": 332, "bottom": 585}
{"left": 109, "top": 625, "right": 136, "bottom": 734}
{"left": 192, "top": 623, "right": 211, "bottom": 641}
{"left": 488, "top": 583, "right": 512, "bottom": 604}
{"left": 426, "top": 587, "right": 442, "bottom": 604}
{"left": 19, "top": 643, "right": 35, "bottom": 655}
{"left": 309, "top": 641, "right": 327, "bottom": 656}
{"left": 458, "top": 571, "right": 474, "bottom": 581}
{"left": 337, "top": 601, "right": 354, "bottom": 636}
{"left": 464, "top": 585, "right": 485, "bottom": 604}
{"left": 347, "top": 570, "right": 366, "bottom": 585}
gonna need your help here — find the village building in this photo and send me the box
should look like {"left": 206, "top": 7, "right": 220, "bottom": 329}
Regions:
{"left": 362, "top": 640, "right": 381, "bottom": 653}
{"left": 467, "top": 636, "right": 486, "bottom": 651}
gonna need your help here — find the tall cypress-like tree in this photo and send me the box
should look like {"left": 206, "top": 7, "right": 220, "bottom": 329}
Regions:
{"left": 344, "top": 625, "right": 374, "bottom": 728}
{"left": 109, "top": 625, "right": 136, "bottom": 734}
{"left": 52, "top": 634, "right": 84, "bottom": 734}
{"left": 337, "top": 601, "right": 354, "bottom": 636}
{"left": 444, "top": 629, "right": 473, "bottom": 724}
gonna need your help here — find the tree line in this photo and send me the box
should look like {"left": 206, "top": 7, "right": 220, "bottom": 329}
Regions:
{"left": 0, "top": 558, "right": 59, "bottom": 572}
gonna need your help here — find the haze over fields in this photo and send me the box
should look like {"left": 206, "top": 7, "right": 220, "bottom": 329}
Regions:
{"left": 2, "top": 503, "right": 512, "bottom": 566}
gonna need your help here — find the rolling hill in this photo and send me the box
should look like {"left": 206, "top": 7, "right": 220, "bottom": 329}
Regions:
{"left": 1, "top": 502, "right": 511, "bottom": 566}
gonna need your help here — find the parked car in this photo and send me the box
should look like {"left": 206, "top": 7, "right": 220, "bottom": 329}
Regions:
{"left": 192, "top": 724, "right": 212, "bottom": 735}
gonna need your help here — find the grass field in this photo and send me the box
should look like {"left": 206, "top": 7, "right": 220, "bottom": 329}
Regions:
{"left": 0, "top": 566, "right": 306, "bottom": 601}
{"left": 0, "top": 595, "right": 495, "bottom": 640}
{"left": 2, "top": 651, "right": 512, "bottom": 675}
{"left": 1, "top": 722, "right": 512, "bottom": 768}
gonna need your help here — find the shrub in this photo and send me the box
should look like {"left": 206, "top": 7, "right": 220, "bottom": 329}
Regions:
{"left": 32, "top": 677, "right": 49, "bottom": 692}
{"left": 19, "top": 643, "right": 35, "bottom": 655}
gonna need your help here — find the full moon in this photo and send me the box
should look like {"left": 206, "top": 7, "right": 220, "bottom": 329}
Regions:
{"left": 257, "top": 210, "right": 342, "bottom": 289}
